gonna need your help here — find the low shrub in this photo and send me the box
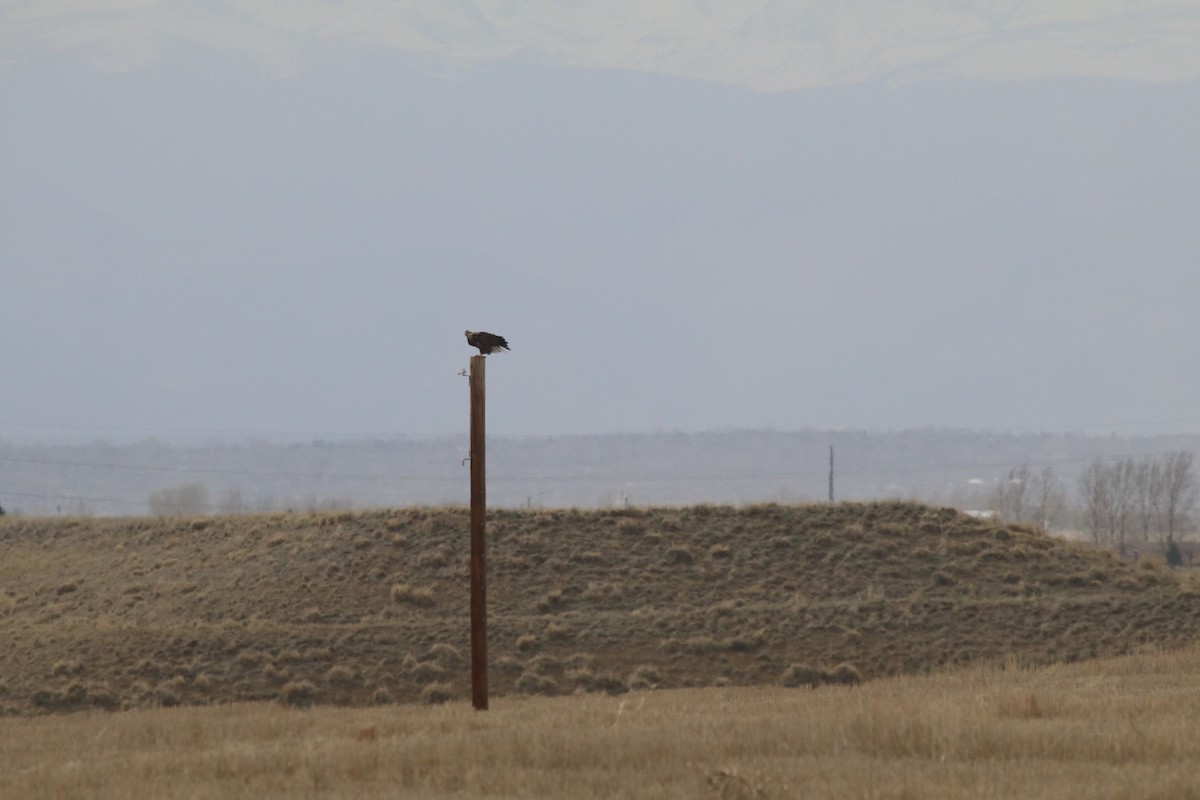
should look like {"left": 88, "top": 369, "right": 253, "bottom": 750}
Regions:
{"left": 279, "top": 680, "right": 318, "bottom": 708}
{"left": 514, "top": 672, "right": 558, "bottom": 696}
{"left": 589, "top": 674, "right": 629, "bottom": 696}
{"left": 410, "top": 661, "right": 447, "bottom": 683}
{"left": 781, "top": 662, "right": 862, "bottom": 689}
{"left": 628, "top": 665, "right": 662, "bottom": 691}
{"left": 325, "top": 665, "right": 357, "bottom": 687}
{"left": 421, "top": 682, "right": 454, "bottom": 704}
{"left": 828, "top": 663, "right": 862, "bottom": 686}
{"left": 780, "top": 664, "right": 828, "bottom": 689}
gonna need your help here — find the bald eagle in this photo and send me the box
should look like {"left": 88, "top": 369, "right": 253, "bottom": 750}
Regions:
{"left": 465, "top": 330, "right": 510, "bottom": 355}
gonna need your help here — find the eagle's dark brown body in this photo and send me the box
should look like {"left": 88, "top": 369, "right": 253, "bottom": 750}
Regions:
{"left": 465, "top": 330, "right": 510, "bottom": 355}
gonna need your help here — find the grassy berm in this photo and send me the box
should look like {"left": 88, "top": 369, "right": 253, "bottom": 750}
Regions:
{"left": 1, "top": 501, "right": 1198, "bottom": 716}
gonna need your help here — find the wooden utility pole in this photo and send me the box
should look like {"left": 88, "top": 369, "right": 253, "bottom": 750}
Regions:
{"left": 828, "top": 446, "right": 835, "bottom": 504}
{"left": 468, "top": 355, "right": 488, "bottom": 710}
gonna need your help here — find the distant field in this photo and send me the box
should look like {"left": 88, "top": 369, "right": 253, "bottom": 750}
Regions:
{"left": 3, "top": 645, "right": 1200, "bottom": 799}
{"left": 1, "top": 502, "right": 1198, "bottom": 717}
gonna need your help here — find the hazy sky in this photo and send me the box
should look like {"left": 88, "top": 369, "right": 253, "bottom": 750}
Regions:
{"left": 3, "top": 2, "right": 1200, "bottom": 441}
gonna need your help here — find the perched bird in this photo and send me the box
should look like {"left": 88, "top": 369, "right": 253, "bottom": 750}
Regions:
{"left": 465, "top": 330, "right": 510, "bottom": 355}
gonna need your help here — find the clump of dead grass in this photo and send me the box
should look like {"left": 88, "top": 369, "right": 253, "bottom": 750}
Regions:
{"left": 325, "top": 665, "right": 357, "bottom": 687}
{"left": 628, "top": 664, "right": 663, "bottom": 690}
{"left": 279, "top": 680, "right": 318, "bottom": 707}
{"left": 421, "top": 681, "right": 454, "bottom": 704}
{"left": 515, "top": 672, "right": 559, "bottom": 696}
{"left": 390, "top": 583, "right": 436, "bottom": 607}
{"left": 706, "top": 767, "right": 772, "bottom": 800}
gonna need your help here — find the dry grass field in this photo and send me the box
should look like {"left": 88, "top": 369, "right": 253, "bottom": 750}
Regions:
{"left": 3, "top": 644, "right": 1200, "bottom": 799}
{"left": 2, "top": 502, "right": 1199, "bottom": 717}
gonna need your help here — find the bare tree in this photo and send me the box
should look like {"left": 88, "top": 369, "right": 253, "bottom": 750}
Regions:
{"left": 1160, "top": 451, "right": 1197, "bottom": 543}
{"left": 147, "top": 482, "right": 209, "bottom": 517}
{"left": 218, "top": 487, "right": 250, "bottom": 515}
{"left": 1132, "top": 457, "right": 1164, "bottom": 541}
{"left": 1079, "top": 458, "right": 1114, "bottom": 544}
{"left": 1110, "top": 458, "right": 1138, "bottom": 553}
{"left": 991, "top": 463, "right": 1064, "bottom": 531}
{"left": 990, "top": 463, "right": 1031, "bottom": 524}
{"left": 1030, "top": 465, "right": 1066, "bottom": 531}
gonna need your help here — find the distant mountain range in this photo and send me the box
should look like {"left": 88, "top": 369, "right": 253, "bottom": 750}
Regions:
{"left": 4, "top": 1, "right": 1200, "bottom": 88}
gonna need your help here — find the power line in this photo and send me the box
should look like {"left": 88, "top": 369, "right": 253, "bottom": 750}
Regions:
{"left": 0, "top": 449, "right": 1191, "bottom": 486}
{"left": 6, "top": 417, "right": 1200, "bottom": 440}
{"left": 0, "top": 454, "right": 445, "bottom": 482}
{"left": 0, "top": 420, "right": 428, "bottom": 440}
{"left": 0, "top": 489, "right": 145, "bottom": 508}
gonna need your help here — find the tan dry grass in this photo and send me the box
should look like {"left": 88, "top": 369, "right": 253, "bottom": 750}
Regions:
{"left": 3, "top": 644, "right": 1200, "bottom": 799}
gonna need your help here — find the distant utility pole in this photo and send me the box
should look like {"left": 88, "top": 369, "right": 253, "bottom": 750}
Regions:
{"left": 828, "top": 446, "right": 835, "bottom": 504}
{"left": 468, "top": 355, "right": 488, "bottom": 710}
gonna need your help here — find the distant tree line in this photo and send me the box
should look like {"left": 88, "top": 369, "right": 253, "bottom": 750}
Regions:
{"left": 1077, "top": 452, "right": 1196, "bottom": 553}
{"left": 990, "top": 452, "right": 1197, "bottom": 559}
{"left": 146, "top": 482, "right": 353, "bottom": 517}
{"left": 988, "top": 464, "right": 1066, "bottom": 532}
{"left": 147, "top": 483, "right": 209, "bottom": 517}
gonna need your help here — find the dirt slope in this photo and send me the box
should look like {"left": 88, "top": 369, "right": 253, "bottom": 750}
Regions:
{"left": 1, "top": 502, "right": 1197, "bottom": 715}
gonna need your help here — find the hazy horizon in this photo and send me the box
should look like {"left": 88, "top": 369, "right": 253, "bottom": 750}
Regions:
{"left": 4, "top": 2, "right": 1199, "bottom": 444}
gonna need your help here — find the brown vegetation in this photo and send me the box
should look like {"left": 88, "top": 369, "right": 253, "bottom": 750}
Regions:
{"left": 0, "top": 502, "right": 1197, "bottom": 716}
{"left": 3, "top": 645, "right": 1200, "bottom": 798}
